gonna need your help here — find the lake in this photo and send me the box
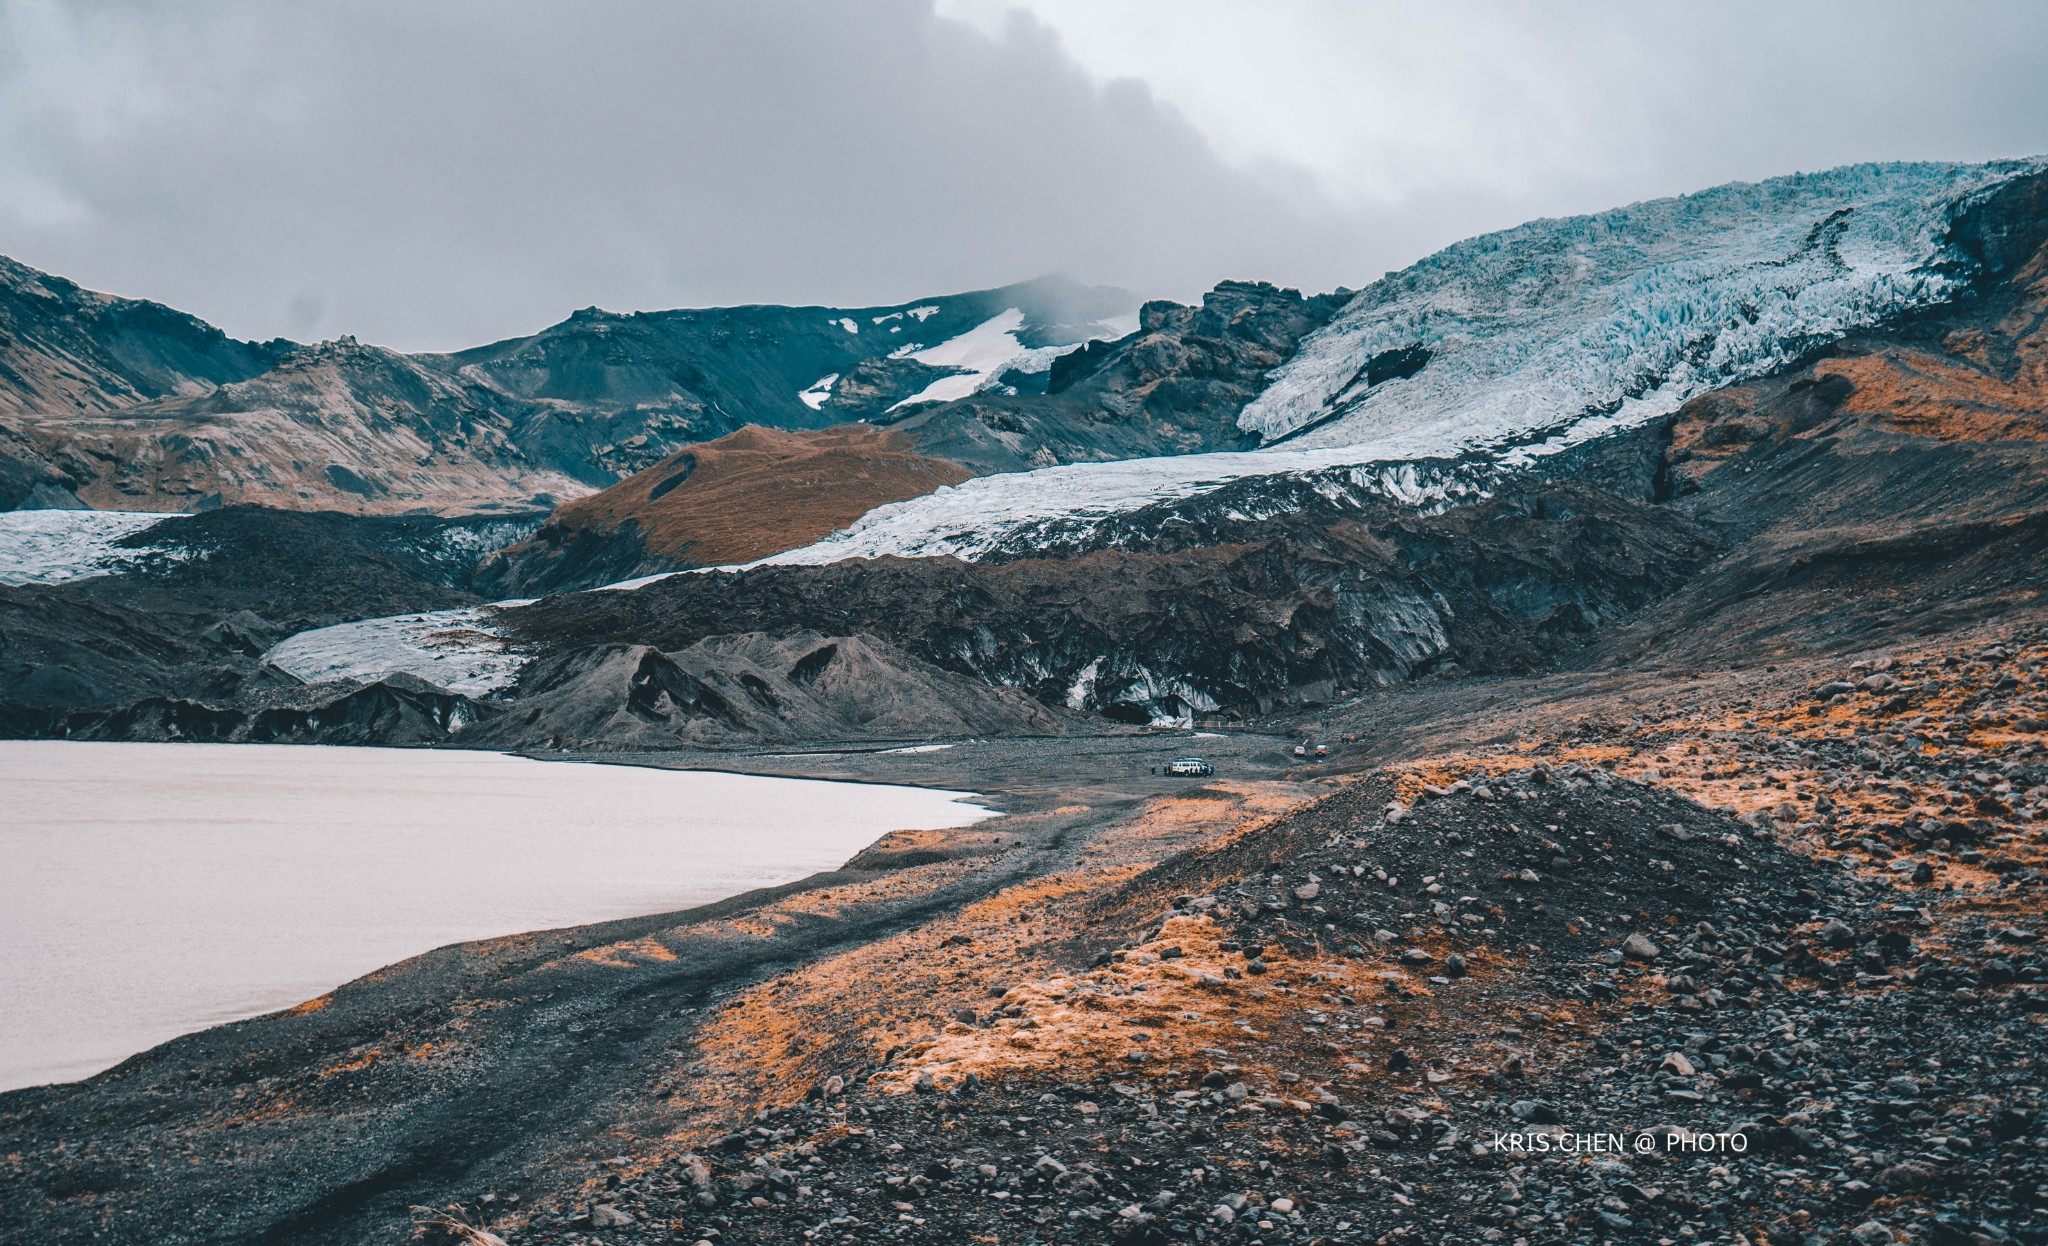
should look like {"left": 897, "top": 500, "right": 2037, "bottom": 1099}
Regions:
{"left": 0, "top": 741, "right": 994, "bottom": 1091}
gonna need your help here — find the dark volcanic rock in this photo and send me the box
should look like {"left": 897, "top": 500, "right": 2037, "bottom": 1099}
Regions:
{"left": 887, "top": 280, "right": 1351, "bottom": 473}
{"left": 499, "top": 480, "right": 1716, "bottom": 729}
{"left": 0, "top": 506, "right": 534, "bottom": 740}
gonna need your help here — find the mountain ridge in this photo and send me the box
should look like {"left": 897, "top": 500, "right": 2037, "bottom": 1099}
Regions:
{"left": 0, "top": 268, "right": 1139, "bottom": 514}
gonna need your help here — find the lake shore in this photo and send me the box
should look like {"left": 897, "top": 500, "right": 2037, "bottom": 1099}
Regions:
{"left": 0, "top": 741, "right": 997, "bottom": 1092}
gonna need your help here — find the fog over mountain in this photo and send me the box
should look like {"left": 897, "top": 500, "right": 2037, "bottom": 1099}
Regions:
{"left": 4, "top": 0, "right": 2046, "bottom": 351}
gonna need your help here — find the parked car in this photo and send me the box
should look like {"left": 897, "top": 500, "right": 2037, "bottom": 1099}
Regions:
{"left": 1166, "top": 757, "right": 1214, "bottom": 777}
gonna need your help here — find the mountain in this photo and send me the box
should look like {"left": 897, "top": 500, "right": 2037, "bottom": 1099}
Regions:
{"left": 0, "top": 256, "right": 294, "bottom": 509}
{"left": 745, "top": 159, "right": 2045, "bottom": 565}
{"left": 222, "top": 158, "right": 2048, "bottom": 741}
{"left": 0, "top": 256, "right": 290, "bottom": 422}
{"left": 878, "top": 280, "right": 1352, "bottom": 474}
{"left": 4, "top": 157, "right": 2046, "bottom": 745}
{"left": 0, "top": 271, "right": 1135, "bottom": 513}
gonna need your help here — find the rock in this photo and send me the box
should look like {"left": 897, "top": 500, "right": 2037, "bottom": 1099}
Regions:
{"left": 1033, "top": 1155, "right": 1068, "bottom": 1180}
{"left": 1386, "top": 1050, "right": 1413, "bottom": 1072}
{"left": 1400, "top": 947, "right": 1434, "bottom": 965}
{"left": 589, "top": 1204, "right": 634, "bottom": 1227}
{"left": 1875, "top": 1161, "right": 1939, "bottom": 1191}
{"left": 913, "top": 1072, "right": 937, "bottom": 1093}
{"left": 1293, "top": 883, "right": 1321, "bottom": 901}
{"left": 1443, "top": 953, "right": 1468, "bottom": 978}
{"left": 1659, "top": 1052, "right": 1696, "bottom": 1077}
{"left": 1819, "top": 918, "right": 1857, "bottom": 949}
{"left": 1623, "top": 934, "right": 1660, "bottom": 961}
{"left": 1656, "top": 822, "right": 1693, "bottom": 842}
{"left": 1510, "top": 1100, "right": 1560, "bottom": 1124}
{"left": 951, "top": 1007, "right": 978, "bottom": 1025}
{"left": 1209, "top": 1204, "right": 1236, "bottom": 1224}
{"left": 1850, "top": 1221, "right": 1896, "bottom": 1245}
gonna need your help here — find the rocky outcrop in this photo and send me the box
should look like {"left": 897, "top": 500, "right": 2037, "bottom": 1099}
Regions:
{"left": 500, "top": 480, "right": 1717, "bottom": 727}
{"left": 886, "top": 280, "right": 1351, "bottom": 472}
{"left": 476, "top": 424, "right": 971, "bottom": 595}
{"left": 0, "top": 507, "right": 530, "bottom": 738}
{"left": 461, "top": 632, "right": 1072, "bottom": 748}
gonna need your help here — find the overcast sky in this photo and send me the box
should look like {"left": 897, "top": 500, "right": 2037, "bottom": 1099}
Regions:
{"left": 4, "top": 0, "right": 2045, "bottom": 352}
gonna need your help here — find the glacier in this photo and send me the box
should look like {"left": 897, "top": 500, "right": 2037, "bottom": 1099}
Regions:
{"left": 262, "top": 605, "right": 535, "bottom": 697}
{"left": 775, "top": 158, "right": 2041, "bottom": 563}
{"left": 0, "top": 509, "right": 190, "bottom": 586}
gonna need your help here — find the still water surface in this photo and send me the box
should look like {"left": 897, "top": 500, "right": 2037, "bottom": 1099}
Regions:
{"left": 0, "top": 741, "right": 994, "bottom": 1091}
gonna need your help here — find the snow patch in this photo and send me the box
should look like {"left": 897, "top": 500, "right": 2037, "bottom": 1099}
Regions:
{"left": 872, "top": 305, "right": 941, "bottom": 325}
{"left": 834, "top": 317, "right": 858, "bottom": 335}
{"left": 262, "top": 605, "right": 535, "bottom": 698}
{"left": 0, "top": 509, "right": 190, "bottom": 586}
{"left": 798, "top": 373, "right": 840, "bottom": 411}
{"left": 885, "top": 307, "right": 1126, "bottom": 410}
{"left": 878, "top": 743, "right": 957, "bottom": 755}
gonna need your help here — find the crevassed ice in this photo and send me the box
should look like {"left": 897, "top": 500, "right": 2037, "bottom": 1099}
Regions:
{"left": 0, "top": 509, "right": 190, "bottom": 586}
{"left": 781, "top": 158, "right": 2042, "bottom": 563}
{"left": 1240, "top": 160, "right": 2037, "bottom": 448}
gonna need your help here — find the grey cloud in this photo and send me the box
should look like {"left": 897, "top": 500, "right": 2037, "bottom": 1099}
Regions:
{"left": 1, "top": 0, "right": 2044, "bottom": 353}
{"left": 0, "top": 0, "right": 1385, "bottom": 349}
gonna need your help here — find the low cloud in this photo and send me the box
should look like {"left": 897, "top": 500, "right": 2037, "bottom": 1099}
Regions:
{"left": 2, "top": 0, "right": 2044, "bottom": 351}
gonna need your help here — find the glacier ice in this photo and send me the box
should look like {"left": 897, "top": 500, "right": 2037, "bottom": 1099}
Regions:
{"left": 1240, "top": 160, "right": 2037, "bottom": 450}
{"left": 786, "top": 158, "right": 2043, "bottom": 563}
{"left": 262, "top": 606, "right": 534, "bottom": 697}
{"left": 0, "top": 509, "right": 190, "bottom": 586}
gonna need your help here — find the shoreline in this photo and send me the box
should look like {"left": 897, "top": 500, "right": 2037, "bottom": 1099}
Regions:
{"left": 0, "top": 742, "right": 1002, "bottom": 1093}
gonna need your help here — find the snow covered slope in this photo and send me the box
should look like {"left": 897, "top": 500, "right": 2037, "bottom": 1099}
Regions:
{"left": 887, "top": 307, "right": 1144, "bottom": 409}
{"left": 762, "top": 159, "right": 2040, "bottom": 563}
{"left": 262, "top": 606, "right": 533, "bottom": 697}
{"left": 0, "top": 509, "right": 189, "bottom": 586}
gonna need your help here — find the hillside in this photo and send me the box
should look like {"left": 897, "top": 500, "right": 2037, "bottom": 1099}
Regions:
{"left": 478, "top": 424, "right": 973, "bottom": 595}
{"left": 0, "top": 272, "right": 1135, "bottom": 514}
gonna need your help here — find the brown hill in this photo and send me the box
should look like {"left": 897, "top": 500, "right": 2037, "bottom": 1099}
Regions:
{"left": 478, "top": 423, "right": 971, "bottom": 593}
